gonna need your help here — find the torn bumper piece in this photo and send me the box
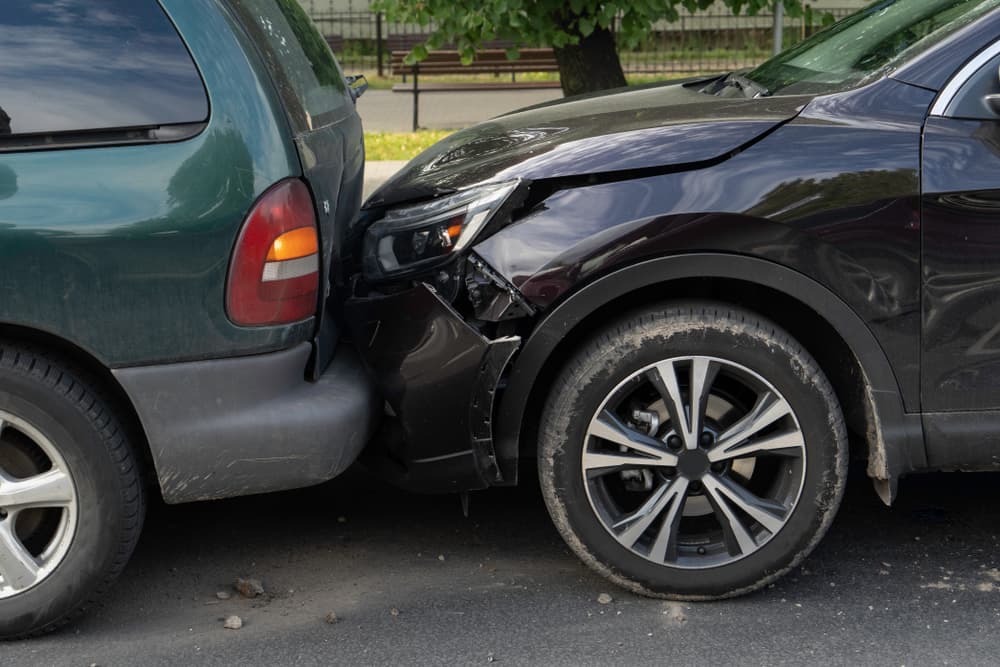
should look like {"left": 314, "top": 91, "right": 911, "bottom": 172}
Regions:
{"left": 344, "top": 283, "right": 520, "bottom": 493}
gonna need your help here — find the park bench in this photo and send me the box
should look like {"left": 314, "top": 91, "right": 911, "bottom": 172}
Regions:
{"left": 390, "top": 47, "right": 560, "bottom": 130}
{"left": 324, "top": 34, "right": 344, "bottom": 54}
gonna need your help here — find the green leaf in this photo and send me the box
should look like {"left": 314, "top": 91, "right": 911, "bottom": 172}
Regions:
{"left": 407, "top": 43, "right": 429, "bottom": 64}
{"left": 376, "top": 0, "right": 811, "bottom": 93}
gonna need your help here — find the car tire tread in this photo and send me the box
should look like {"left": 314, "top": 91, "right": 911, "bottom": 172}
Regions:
{"left": 0, "top": 343, "right": 145, "bottom": 640}
{"left": 538, "top": 301, "right": 848, "bottom": 600}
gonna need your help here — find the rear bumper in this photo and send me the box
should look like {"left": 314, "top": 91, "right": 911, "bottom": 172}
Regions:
{"left": 114, "top": 343, "right": 380, "bottom": 504}
{"left": 344, "top": 284, "right": 519, "bottom": 493}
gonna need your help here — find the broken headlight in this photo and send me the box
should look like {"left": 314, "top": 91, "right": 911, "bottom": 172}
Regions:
{"left": 362, "top": 181, "right": 518, "bottom": 280}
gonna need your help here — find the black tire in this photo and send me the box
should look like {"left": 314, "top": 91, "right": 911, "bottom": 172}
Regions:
{"left": 538, "top": 302, "right": 847, "bottom": 599}
{"left": 0, "top": 344, "right": 144, "bottom": 639}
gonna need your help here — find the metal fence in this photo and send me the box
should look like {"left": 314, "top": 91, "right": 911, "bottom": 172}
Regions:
{"left": 307, "top": 7, "right": 857, "bottom": 77}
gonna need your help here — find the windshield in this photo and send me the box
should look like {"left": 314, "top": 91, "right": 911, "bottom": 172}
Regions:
{"left": 744, "top": 0, "right": 1000, "bottom": 95}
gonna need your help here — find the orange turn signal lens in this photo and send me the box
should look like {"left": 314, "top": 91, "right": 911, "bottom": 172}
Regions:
{"left": 446, "top": 223, "right": 463, "bottom": 241}
{"left": 266, "top": 226, "right": 319, "bottom": 261}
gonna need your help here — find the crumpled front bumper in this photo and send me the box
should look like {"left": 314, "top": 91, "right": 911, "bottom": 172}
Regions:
{"left": 344, "top": 283, "right": 519, "bottom": 493}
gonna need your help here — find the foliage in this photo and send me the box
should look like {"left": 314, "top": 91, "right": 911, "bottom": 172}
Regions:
{"left": 373, "top": 0, "right": 816, "bottom": 65}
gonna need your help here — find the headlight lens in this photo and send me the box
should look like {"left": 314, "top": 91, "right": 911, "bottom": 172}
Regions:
{"left": 363, "top": 181, "right": 518, "bottom": 279}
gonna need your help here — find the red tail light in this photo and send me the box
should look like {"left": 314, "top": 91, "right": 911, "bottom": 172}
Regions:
{"left": 226, "top": 179, "right": 320, "bottom": 326}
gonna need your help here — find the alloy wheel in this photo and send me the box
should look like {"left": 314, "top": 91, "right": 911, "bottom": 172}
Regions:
{"left": 0, "top": 412, "right": 78, "bottom": 598}
{"left": 582, "top": 356, "right": 806, "bottom": 569}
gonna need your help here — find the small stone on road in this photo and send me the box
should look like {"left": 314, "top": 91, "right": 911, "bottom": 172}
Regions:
{"left": 234, "top": 577, "right": 264, "bottom": 598}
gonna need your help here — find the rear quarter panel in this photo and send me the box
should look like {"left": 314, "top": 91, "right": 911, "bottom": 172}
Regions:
{"left": 0, "top": 0, "right": 306, "bottom": 367}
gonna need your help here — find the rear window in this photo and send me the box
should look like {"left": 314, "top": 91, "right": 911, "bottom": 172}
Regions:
{"left": 225, "top": 0, "right": 352, "bottom": 133}
{"left": 0, "top": 0, "right": 208, "bottom": 137}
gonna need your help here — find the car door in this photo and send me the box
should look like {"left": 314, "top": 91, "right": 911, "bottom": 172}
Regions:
{"left": 921, "top": 42, "right": 1000, "bottom": 466}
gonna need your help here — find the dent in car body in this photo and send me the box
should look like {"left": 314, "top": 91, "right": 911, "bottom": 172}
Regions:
{"left": 474, "top": 78, "right": 931, "bottom": 412}
{"left": 365, "top": 80, "right": 808, "bottom": 208}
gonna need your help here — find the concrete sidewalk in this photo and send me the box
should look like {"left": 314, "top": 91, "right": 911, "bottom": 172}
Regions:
{"left": 356, "top": 88, "right": 562, "bottom": 132}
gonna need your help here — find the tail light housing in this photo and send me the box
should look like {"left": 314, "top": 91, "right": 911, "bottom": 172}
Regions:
{"left": 226, "top": 179, "right": 320, "bottom": 326}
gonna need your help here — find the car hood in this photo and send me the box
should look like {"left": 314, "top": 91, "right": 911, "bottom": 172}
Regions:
{"left": 365, "top": 79, "right": 810, "bottom": 209}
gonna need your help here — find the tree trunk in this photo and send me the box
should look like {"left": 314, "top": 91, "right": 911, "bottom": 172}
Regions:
{"left": 553, "top": 25, "right": 627, "bottom": 97}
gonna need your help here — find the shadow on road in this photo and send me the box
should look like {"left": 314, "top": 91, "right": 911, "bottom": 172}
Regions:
{"left": 8, "top": 465, "right": 1000, "bottom": 665}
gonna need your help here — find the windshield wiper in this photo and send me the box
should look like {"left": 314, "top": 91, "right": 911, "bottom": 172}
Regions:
{"left": 719, "top": 72, "right": 771, "bottom": 99}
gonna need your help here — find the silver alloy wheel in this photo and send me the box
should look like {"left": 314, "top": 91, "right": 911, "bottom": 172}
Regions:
{"left": 0, "top": 412, "right": 78, "bottom": 598}
{"left": 582, "top": 356, "right": 806, "bottom": 569}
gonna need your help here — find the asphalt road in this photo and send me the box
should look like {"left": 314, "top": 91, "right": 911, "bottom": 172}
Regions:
{"left": 356, "top": 88, "right": 563, "bottom": 132}
{"left": 5, "top": 464, "right": 1000, "bottom": 667}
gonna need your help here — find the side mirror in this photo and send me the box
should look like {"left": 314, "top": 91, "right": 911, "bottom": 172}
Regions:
{"left": 346, "top": 75, "right": 368, "bottom": 102}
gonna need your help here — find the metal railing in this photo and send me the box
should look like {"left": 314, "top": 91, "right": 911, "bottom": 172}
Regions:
{"left": 307, "top": 7, "right": 858, "bottom": 77}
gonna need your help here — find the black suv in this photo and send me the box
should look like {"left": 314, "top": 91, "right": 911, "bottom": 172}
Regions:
{"left": 347, "top": 0, "right": 1000, "bottom": 600}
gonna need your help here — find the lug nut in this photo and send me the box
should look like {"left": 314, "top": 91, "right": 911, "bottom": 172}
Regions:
{"left": 689, "top": 481, "right": 703, "bottom": 493}
{"left": 667, "top": 435, "right": 682, "bottom": 450}
{"left": 710, "top": 462, "right": 726, "bottom": 473}
{"left": 699, "top": 432, "right": 714, "bottom": 448}
{"left": 0, "top": 509, "right": 7, "bottom": 521}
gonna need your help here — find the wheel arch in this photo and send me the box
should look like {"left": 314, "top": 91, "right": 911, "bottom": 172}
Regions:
{"left": 495, "top": 253, "right": 925, "bottom": 504}
{"left": 0, "top": 323, "right": 156, "bottom": 496}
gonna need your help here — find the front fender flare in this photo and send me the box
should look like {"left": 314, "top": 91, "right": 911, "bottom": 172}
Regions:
{"left": 493, "top": 253, "right": 925, "bottom": 502}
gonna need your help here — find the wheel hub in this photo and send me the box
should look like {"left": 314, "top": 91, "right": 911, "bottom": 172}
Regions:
{"left": 676, "top": 447, "right": 710, "bottom": 479}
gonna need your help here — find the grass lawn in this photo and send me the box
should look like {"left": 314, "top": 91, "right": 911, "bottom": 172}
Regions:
{"left": 365, "top": 130, "right": 453, "bottom": 161}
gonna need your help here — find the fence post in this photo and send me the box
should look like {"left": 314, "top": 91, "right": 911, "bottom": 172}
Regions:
{"left": 376, "top": 12, "right": 384, "bottom": 77}
{"left": 412, "top": 65, "right": 420, "bottom": 132}
{"left": 772, "top": 2, "right": 784, "bottom": 55}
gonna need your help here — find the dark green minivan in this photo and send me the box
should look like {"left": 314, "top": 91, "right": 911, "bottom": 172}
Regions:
{"left": 0, "top": 0, "right": 375, "bottom": 637}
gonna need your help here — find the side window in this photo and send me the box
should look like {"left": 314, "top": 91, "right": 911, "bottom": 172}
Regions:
{"left": 946, "top": 49, "right": 1000, "bottom": 120}
{"left": 0, "top": 0, "right": 208, "bottom": 139}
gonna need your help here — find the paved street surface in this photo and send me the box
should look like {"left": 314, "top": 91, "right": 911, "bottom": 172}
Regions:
{"left": 357, "top": 88, "right": 563, "bottom": 132}
{"left": 6, "top": 464, "right": 1000, "bottom": 666}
